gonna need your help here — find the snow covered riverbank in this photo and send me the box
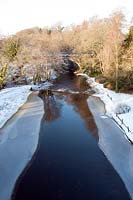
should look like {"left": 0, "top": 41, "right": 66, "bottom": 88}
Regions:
{"left": 0, "top": 93, "right": 44, "bottom": 200}
{"left": 0, "top": 86, "right": 32, "bottom": 128}
{"left": 88, "top": 96, "right": 133, "bottom": 199}
{"left": 0, "top": 82, "right": 54, "bottom": 129}
{"left": 78, "top": 73, "right": 133, "bottom": 143}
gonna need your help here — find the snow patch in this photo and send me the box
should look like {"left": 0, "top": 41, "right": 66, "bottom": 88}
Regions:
{"left": 0, "top": 86, "right": 32, "bottom": 129}
{"left": 54, "top": 88, "right": 80, "bottom": 94}
{"left": 31, "top": 82, "right": 53, "bottom": 91}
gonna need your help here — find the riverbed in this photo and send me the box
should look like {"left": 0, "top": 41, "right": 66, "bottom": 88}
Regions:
{"left": 12, "top": 74, "right": 130, "bottom": 200}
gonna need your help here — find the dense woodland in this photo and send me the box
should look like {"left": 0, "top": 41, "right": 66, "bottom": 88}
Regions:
{"left": 0, "top": 10, "right": 133, "bottom": 92}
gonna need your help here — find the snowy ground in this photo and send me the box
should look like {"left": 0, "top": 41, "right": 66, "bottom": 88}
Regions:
{"left": 0, "top": 82, "right": 54, "bottom": 129}
{"left": 0, "top": 86, "right": 32, "bottom": 129}
{"left": 78, "top": 73, "right": 133, "bottom": 143}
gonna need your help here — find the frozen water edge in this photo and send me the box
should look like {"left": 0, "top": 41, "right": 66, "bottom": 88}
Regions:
{"left": 78, "top": 73, "right": 133, "bottom": 143}
{"left": 0, "top": 83, "right": 53, "bottom": 129}
{"left": 0, "top": 92, "right": 44, "bottom": 200}
{"left": 31, "top": 82, "right": 53, "bottom": 91}
{"left": 88, "top": 96, "right": 133, "bottom": 199}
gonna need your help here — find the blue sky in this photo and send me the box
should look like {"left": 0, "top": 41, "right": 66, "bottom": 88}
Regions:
{"left": 0, "top": 0, "right": 132, "bottom": 35}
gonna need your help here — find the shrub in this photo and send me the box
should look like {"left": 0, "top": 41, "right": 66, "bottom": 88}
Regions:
{"left": 0, "top": 63, "right": 8, "bottom": 89}
{"left": 3, "top": 38, "right": 20, "bottom": 62}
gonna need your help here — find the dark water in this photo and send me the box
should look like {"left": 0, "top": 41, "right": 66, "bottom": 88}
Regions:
{"left": 13, "top": 74, "right": 130, "bottom": 200}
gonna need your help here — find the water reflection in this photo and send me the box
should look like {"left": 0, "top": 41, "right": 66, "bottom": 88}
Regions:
{"left": 39, "top": 90, "right": 62, "bottom": 122}
{"left": 39, "top": 73, "right": 98, "bottom": 139}
{"left": 66, "top": 93, "right": 98, "bottom": 139}
{"left": 52, "top": 74, "right": 91, "bottom": 92}
{"left": 39, "top": 88, "right": 98, "bottom": 139}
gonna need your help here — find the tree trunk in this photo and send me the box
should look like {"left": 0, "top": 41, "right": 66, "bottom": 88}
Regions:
{"left": 115, "top": 44, "right": 119, "bottom": 92}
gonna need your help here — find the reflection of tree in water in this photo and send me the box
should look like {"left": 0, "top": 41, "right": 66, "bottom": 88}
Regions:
{"left": 74, "top": 76, "right": 91, "bottom": 91}
{"left": 38, "top": 88, "right": 98, "bottom": 139}
{"left": 52, "top": 74, "right": 90, "bottom": 92}
{"left": 39, "top": 90, "right": 62, "bottom": 122}
{"left": 67, "top": 93, "right": 98, "bottom": 140}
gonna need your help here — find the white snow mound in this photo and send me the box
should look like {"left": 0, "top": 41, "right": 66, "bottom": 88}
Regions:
{"left": 0, "top": 86, "right": 31, "bottom": 128}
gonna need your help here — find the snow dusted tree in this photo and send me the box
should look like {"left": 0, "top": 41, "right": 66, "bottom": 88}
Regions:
{"left": 0, "top": 63, "right": 8, "bottom": 89}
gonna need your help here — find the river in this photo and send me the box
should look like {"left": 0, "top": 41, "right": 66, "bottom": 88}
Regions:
{"left": 12, "top": 74, "right": 130, "bottom": 200}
